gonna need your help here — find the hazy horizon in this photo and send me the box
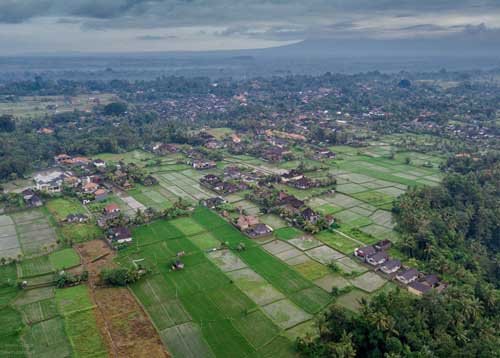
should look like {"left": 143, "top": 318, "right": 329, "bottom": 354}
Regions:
{"left": 1, "top": 1, "right": 500, "bottom": 55}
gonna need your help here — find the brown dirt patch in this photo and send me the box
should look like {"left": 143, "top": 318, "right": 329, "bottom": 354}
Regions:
{"left": 76, "top": 240, "right": 169, "bottom": 358}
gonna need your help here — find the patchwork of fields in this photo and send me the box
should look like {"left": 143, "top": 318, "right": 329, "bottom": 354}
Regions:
{"left": 0, "top": 209, "right": 59, "bottom": 261}
{"left": 0, "top": 143, "right": 445, "bottom": 357}
{"left": 0, "top": 263, "right": 108, "bottom": 358}
{"left": 117, "top": 207, "right": 397, "bottom": 356}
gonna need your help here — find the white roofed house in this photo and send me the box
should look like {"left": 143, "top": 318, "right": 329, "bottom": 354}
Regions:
{"left": 380, "top": 259, "right": 401, "bottom": 274}
{"left": 366, "top": 251, "right": 389, "bottom": 266}
{"left": 396, "top": 268, "right": 419, "bottom": 285}
{"left": 34, "top": 170, "right": 65, "bottom": 193}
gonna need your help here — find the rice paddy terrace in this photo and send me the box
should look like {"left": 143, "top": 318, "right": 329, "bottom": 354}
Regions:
{"left": 0, "top": 141, "right": 444, "bottom": 357}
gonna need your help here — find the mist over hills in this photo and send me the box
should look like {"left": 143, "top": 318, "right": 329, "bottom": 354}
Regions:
{"left": 1, "top": 36, "right": 499, "bottom": 81}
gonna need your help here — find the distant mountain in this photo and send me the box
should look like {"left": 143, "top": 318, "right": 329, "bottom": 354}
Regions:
{"left": 256, "top": 35, "right": 500, "bottom": 58}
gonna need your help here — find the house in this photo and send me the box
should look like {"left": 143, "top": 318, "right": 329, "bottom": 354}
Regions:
{"left": 152, "top": 143, "right": 179, "bottom": 155}
{"left": 380, "top": 259, "right": 401, "bottom": 274}
{"left": 236, "top": 215, "right": 259, "bottom": 231}
{"left": 277, "top": 191, "right": 290, "bottom": 202}
{"left": 108, "top": 227, "right": 132, "bottom": 244}
{"left": 290, "top": 177, "right": 315, "bottom": 190}
{"left": 354, "top": 245, "right": 376, "bottom": 258}
{"left": 55, "top": 154, "right": 71, "bottom": 163}
{"left": 66, "top": 213, "right": 89, "bottom": 223}
{"left": 122, "top": 180, "right": 133, "bottom": 190}
{"left": 97, "top": 212, "right": 121, "bottom": 228}
{"left": 93, "top": 159, "right": 106, "bottom": 168}
{"left": 366, "top": 251, "right": 388, "bottom": 266}
{"left": 22, "top": 188, "right": 35, "bottom": 201}
{"left": 143, "top": 175, "right": 158, "bottom": 186}
{"left": 171, "top": 260, "right": 184, "bottom": 270}
{"left": 246, "top": 223, "right": 274, "bottom": 238}
{"left": 34, "top": 171, "right": 64, "bottom": 193}
{"left": 407, "top": 281, "right": 432, "bottom": 296}
{"left": 262, "top": 147, "right": 286, "bottom": 162}
{"left": 200, "top": 174, "right": 221, "bottom": 186}
{"left": 205, "top": 140, "right": 223, "bottom": 149}
{"left": 281, "top": 170, "right": 304, "bottom": 183}
{"left": 22, "top": 189, "right": 43, "bottom": 207}
{"left": 104, "top": 203, "right": 121, "bottom": 215}
{"left": 396, "top": 268, "right": 419, "bottom": 285}
{"left": 37, "top": 127, "right": 54, "bottom": 135}
{"left": 301, "top": 208, "right": 320, "bottom": 224}
{"left": 279, "top": 194, "right": 305, "bottom": 213}
{"left": 94, "top": 189, "right": 108, "bottom": 202}
{"left": 64, "top": 175, "right": 80, "bottom": 188}
{"left": 314, "top": 149, "right": 336, "bottom": 160}
{"left": 202, "top": 197, "right": 227, "bottom": 209}
{"left": 230, "top": 134, "right": 241, "bottom": 143}
{"left": 324, "top": 215, "right": 335, "bottom": 226}
{"left": 375, "top": 240, "right": 392, "bottom": 251}
{"left": 192, "top": 159, "right": 217, "bottom": 170}
{"left": 224, "top": 166, "right": 243, "bottom": 180}
{"left": 422, "top": 274, "right": 440, "bottom": 287}
{"left": 83, "top": 182, "right": 99, "bottom": 194}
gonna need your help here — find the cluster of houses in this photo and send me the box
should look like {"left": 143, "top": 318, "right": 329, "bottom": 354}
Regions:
{"left": 33, "top": 154, "right": 109, "bottom": 197}
{"left": 185, "top": 149, "right": 217, "bottom": 170}
{"left": 94, "top": 203, "right": 134, "bottom": 247}
{"left": 234, "top": 215, "right": 274, "bottom": 239}
{"left": 151, "top": 143, "right": 180, "bottom": 155}
{"left": 281, "top": 169, "right": 336, "bottom": 190}
{"left": 200, "top": 174, "right": 248, "bottom": 195}
{"left": 354, "top": 241, "right": 447, "bottom": 296}
{"left": 199, "top": 166, "right": 263, "bottom": 195}
{"left": 276, "top": 191, "right": 335, "bottom": 226}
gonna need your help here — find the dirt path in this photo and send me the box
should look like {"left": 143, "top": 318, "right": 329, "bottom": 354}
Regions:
{"left": 76, "top": 240, "right": 169, "bottom": 358}
{"left": 332, "top": 229, "right": 365, "bottom": 246}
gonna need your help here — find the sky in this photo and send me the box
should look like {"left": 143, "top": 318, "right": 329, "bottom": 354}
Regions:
{"left": 0, "top": 0, "right": 499, "bottom": 55}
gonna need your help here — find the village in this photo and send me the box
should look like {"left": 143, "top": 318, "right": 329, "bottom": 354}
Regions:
{"left": 3, "top": 123, "right": 448, "bottom": 304}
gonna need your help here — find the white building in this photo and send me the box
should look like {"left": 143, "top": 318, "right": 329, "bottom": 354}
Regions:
{"left": 34, "top": 170, "right": 64, "bottom": 193}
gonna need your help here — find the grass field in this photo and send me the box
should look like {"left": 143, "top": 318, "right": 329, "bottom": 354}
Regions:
{"left": 0, "top": 306, "right": 26, "bottom": 357}
{"left": 11, "top": 209, "right": 58, "bottom": 257}
{"left": 0, "top": 142, "right": 446, "bottom": 357}
{"left": 315, "top": 230, "right": 359, "bottom": 255}
{"left": 49, "top": 248, "right": 80, "bottom": 270}
{"left": 18, "top": 256, "right": 54, "bottom": 278}
{"left": 55, "top": 285, "right": 108, "bottom": 357}
{"left": 274, "top": 227, "right": 304, "bottom": 241}
{"left": 121, "top": 215, "right": 296, "bottom": 357}
{"left": 23, "top": 317, "right": 73, "bottom": 358}
{"left": 59, "top": 223, "right": 103, "bottom": 243}
{"left": 46, "top": 198, "right": 86, "bottom": 222}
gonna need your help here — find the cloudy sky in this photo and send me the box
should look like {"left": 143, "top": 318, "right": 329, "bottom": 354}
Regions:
{"left": 0, "top": 0, "right": 499, "bottom": 54}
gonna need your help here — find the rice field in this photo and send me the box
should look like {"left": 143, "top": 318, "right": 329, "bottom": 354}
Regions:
{"left": 0, "top": 143, "right": 444, "bottom": 358}
{"left": 10, "top": 209, "right": 58, "bottom": 257}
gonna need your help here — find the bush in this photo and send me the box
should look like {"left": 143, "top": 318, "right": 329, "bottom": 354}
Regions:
{"left": 100, "top": 267, "right": 141, "bottom": 286}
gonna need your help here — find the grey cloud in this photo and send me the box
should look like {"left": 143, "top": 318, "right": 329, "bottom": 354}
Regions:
{"left": 136, "top": 35, "right": 177, "bottom": 40}
{"left": 0, "top": 0, "right": 499, "bottom": 25}
{"left": 0, "top": 0, "right": 51, "bottom": 23}
{"left": 399, "top": 24, "right": 447, "bottom": 32}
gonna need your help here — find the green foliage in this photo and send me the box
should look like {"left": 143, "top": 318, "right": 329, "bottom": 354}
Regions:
{"left": 393, "top": 153, "right": 500, "bottom": 286}
{"left": 55, "top": 270, "right": 88, "bottom": 288}
{"left": 0, "top": 115, "right": 15, "bottom": 132}
{"left": 100, "top": 267, "right": 141, "bottom": 286}
{"left": 103, "top": 101, "right": 127, "bottom": 116}
{"left": 300, "top": 153, "right": 500, "bottom": 357}
{"left": 297, "top": 288, "right": 500, "bottom": 357}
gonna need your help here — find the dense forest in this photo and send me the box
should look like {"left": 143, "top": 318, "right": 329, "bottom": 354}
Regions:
{"left": 297, "top": 154, "right": 500, "bottom": 357}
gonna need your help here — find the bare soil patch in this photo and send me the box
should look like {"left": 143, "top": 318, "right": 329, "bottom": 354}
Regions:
{"left": 76, "top": 240, "right": 168, "bottom": 358}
